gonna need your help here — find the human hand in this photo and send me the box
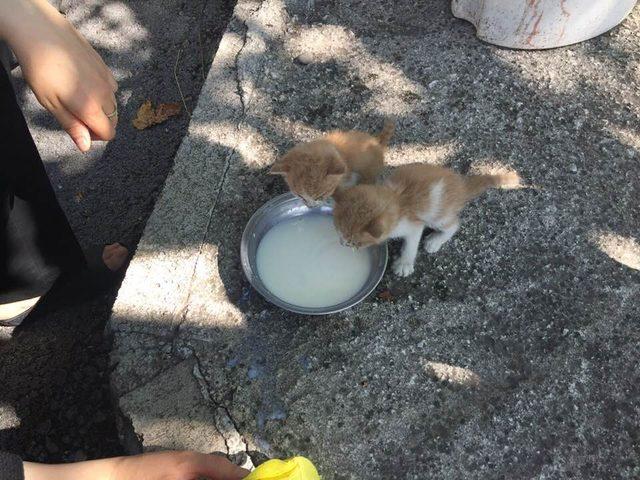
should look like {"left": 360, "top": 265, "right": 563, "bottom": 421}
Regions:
{"left": 24, "top": 450, "right": 249, "bottom": 480}
{"left": 111, "top": 451, "right": 249, "bottom": 480}
{"left": 0, "top": 0, "right": 118, "bottom": 151}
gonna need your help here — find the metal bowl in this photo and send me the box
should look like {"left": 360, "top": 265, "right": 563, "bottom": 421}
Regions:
{"left": 241, "top": 192, "right": 388, "bottom": 315}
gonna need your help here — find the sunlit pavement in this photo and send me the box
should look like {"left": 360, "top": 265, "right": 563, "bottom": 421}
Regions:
{"left": 109, "top": 1, "right": 640, "bottom": 478}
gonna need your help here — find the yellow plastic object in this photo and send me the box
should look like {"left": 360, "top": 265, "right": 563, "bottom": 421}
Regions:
{"left": 244, "top": 457, "right": 320, "bottom": 480}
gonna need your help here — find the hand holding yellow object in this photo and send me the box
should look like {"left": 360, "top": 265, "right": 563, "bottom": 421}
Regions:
{"left": 244, "top": 457, "right": 320, "bottom": 480}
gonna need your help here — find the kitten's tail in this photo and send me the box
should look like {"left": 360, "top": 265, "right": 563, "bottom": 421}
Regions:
{"left": 464, "top": 171, "right": 521, "bottom": 199}
{"left": 376, "top": 119, "right": 395, "bottom": 147}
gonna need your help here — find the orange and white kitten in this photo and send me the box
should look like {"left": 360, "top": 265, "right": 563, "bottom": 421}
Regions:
{"left": 269, "top": 120, "right": 394, "bottom": 206}
{"left": 333, "top": 163, "right": 520, "bottom": 277}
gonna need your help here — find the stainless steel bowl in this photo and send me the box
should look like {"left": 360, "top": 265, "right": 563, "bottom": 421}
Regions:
{"left": 241, "top": 192, "right": 388, "bottom": 315}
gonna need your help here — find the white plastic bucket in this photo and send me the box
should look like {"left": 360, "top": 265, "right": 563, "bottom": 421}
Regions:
{"left": 452, "top": 0, "right": 637, "bottom": 49}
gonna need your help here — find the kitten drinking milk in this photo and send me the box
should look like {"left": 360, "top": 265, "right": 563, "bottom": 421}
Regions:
{"left": 333, "top": 163, "right": 520, "bottom": 277}
{"left": 269, "top": 120, "right": 394, "bottom": 206}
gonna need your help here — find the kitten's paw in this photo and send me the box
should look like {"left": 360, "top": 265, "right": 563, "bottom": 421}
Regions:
{"left": 393, "top": 259, "right": 415, "bottom": 277}
{"left": 424, "top": 237, "right": 443, "bottom": 253}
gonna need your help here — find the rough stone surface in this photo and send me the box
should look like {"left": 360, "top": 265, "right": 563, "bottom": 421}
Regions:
{"left": 110, "top": 1, "right": 640, "bottom": 479}
{"left": 118, "top": 359, "right": 228, "bottom": 454}
{"left": 0, "top": 0, "right": 234, "bottom": 463}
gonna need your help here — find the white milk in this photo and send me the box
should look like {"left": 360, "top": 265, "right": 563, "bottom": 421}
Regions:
{"left": 256, "top": 215, "right": 372, "bottom": 308}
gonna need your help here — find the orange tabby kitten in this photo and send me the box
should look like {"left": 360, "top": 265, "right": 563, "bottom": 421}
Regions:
{"left": 269, "top": 120, "right": 395, "bottom": 206}
{"left": 333, "top": 163, "right": 520, "bottom": 277}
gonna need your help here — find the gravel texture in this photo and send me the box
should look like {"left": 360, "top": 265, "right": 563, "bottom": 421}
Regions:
{"left": 0, "top": 0, "right": 234, "bottom": 462}
{"left": 110, "top": 0, "right": 640, "bottom": 478}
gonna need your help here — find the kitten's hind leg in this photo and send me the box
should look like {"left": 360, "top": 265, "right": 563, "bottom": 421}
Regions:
{"left": 392, "top": 224, "right": 424, "bottom": 277}
{"left": 424, "top": 220, "right": 459, "bottom": 253}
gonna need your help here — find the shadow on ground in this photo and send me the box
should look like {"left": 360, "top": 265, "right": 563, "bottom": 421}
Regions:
{"left": 0, "top": 0, "right": 235, "bottom": 462}
{"left": 2, "top": 0, "right": 639, "bottom": 478}
{"left": 108, "top": 0, "right": 640, "bottom": 476}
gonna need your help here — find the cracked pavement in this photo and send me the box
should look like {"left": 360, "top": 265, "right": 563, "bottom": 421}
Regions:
{"left": 109, "top": 1, "right": 640, "bottom": 479}
{"left": 0, "top": 0, "right": 234, "bottom": 463}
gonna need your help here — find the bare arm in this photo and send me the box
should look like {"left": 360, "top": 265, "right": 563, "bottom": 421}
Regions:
{"left": 0, "top": 0, "right": 117, "bottom": 151}
{"left": 23, "top": 450, "right": 248, "bottom": 480}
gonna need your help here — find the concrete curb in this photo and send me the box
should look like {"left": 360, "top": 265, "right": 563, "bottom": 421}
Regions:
{"left": 107, "top": 0, "right": 640, "bottom": 478}
{"left": 108, "top": 0, "right": 277, "bottom": 466}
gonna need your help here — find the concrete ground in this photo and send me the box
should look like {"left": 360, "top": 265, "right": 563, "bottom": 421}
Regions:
{"left": 108, "top": 0, "right": 640, "bottom": 478}
{"left": 0, "top": 0, "right": 234, "bottom": 462}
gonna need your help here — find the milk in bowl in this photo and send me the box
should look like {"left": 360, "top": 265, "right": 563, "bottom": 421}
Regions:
{"left": 256, "top": 215, "right": 372, "bottom": 309}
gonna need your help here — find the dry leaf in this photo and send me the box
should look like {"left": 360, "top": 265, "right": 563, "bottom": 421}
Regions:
{"left": 74, "top": 191, "right": 85, "bottom": 203}
{"left": 377, "top": 289, "right": 394, "bottom": 302}
{"left": 132, "top": 100, "right": 154, "bottom": 129}
{"left": 133, "top": 100, "right": 181, "bottom": 130}
{"left": 156, "top": 102, "right": 181, "bottom": 120}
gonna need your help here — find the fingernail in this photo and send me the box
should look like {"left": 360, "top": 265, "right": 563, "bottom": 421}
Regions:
{"left": 79, "top": 133, "right": 90, "bottom": 151}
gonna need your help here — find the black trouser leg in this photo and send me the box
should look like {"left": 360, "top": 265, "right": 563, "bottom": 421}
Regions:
{"left": 0, "top": 66, "right": 85, "bottom": 304}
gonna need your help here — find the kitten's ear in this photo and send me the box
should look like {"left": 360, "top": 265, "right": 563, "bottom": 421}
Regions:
{"left": 269, "top": 160, "right": 289, "bottom": 175}
{"left": 364, "top": 216, "right": 385, "bottom": 239}
{"left": 326, "top": 157, "right": 347, "bottom": 176}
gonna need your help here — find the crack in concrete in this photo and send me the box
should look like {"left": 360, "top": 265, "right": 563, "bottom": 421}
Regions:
{"left": 113, "top": 0, "right": 268, "bottom": 460}
{"left": 114, "top": 353, "right": 254, "bottom": 465}
{"left": 110, "top": 326, "right": 178, "bottom": 342}
{"left": 234, "top": 2, "right": 264, "bottom": 118}
{"left": 171, "top": 0, "right": 265, "bottom": 337}
{"left": 191, "top": 357, "right": 230, "bottom": 453}
{"left": 110, "top": 324, "right": 186, "bottom": 398}
{"left": 192, "top": 352, "right": 255, "bottom": 470}
{"left": 113, "top": 357, "right": 182, "bottom": 398}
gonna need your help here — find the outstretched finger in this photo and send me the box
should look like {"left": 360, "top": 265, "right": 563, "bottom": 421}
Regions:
{"left": 68, "top": 95, "right": 116, "bottom": 141}
{"left": 51, "top": 104, "right": 92, "bottom": 152}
